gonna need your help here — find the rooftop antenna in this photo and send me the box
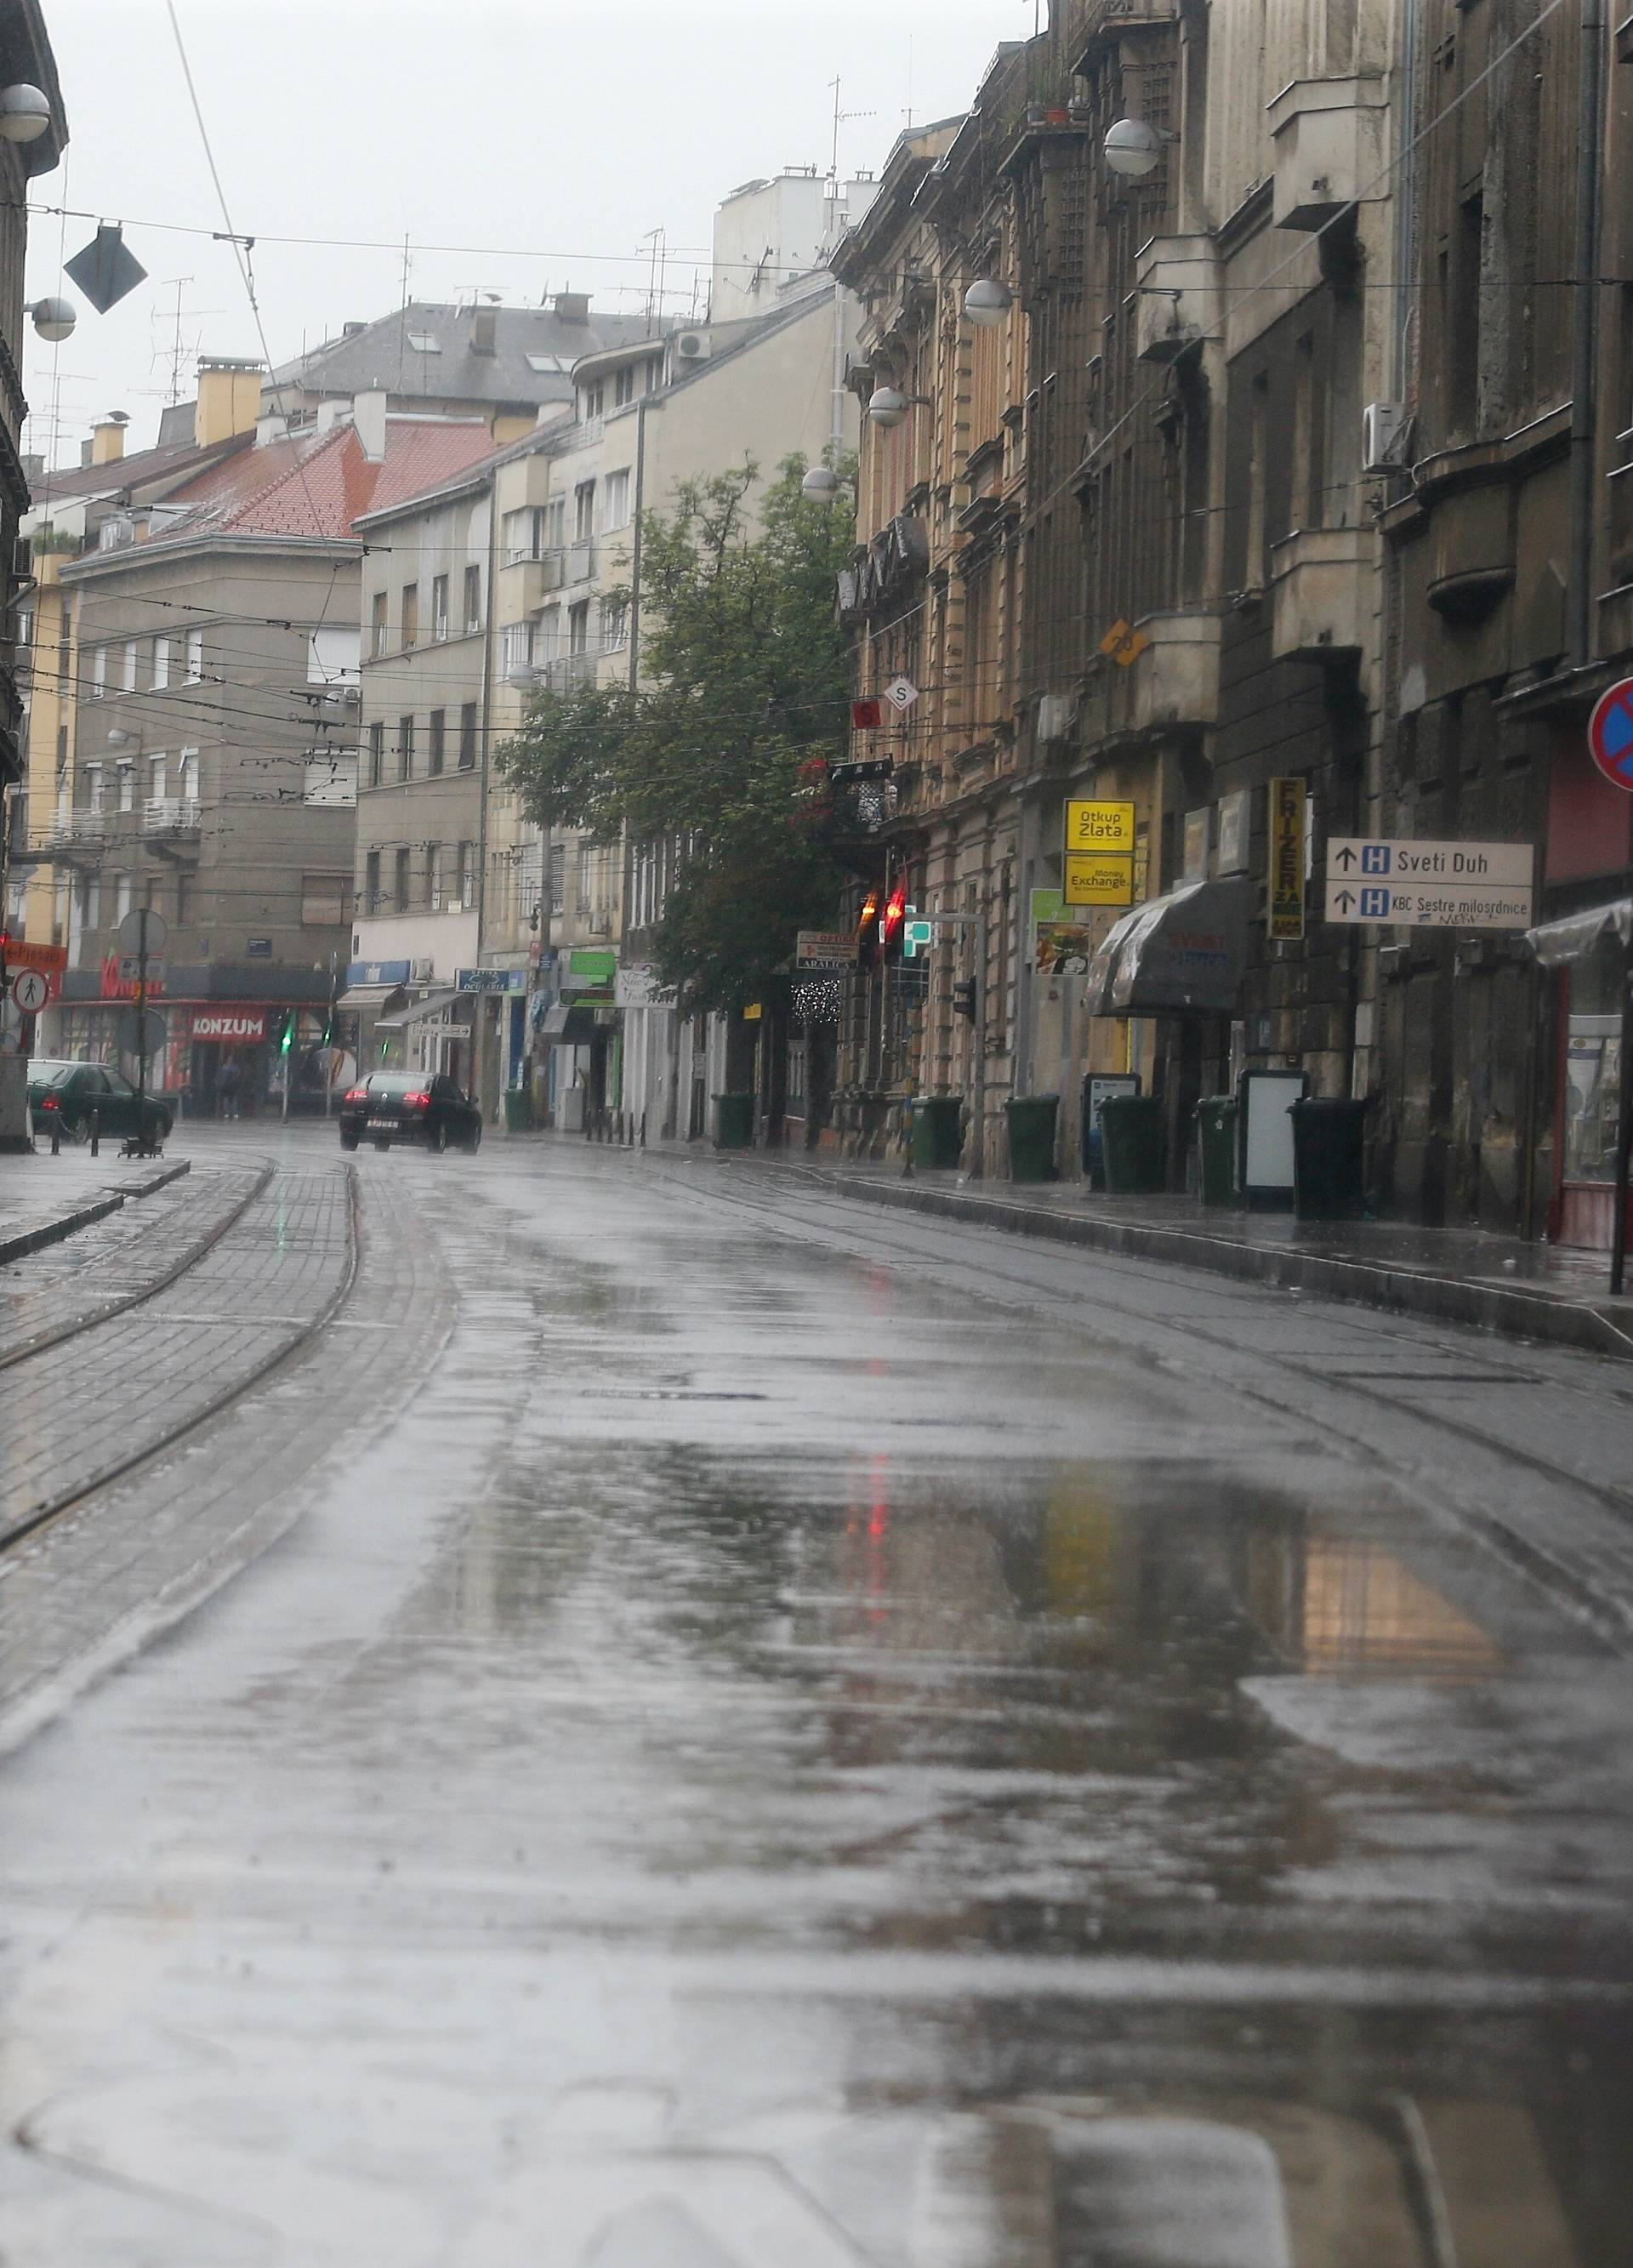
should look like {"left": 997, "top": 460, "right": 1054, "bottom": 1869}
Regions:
{"left": 156, "top": 276, "right": 195, "bottom": 404}
{"left": 828, "top": 75, "right": 876, "bottom": 181}
{"left": 641, "top": 225, "right": 668, "bottom": 322}
{"left": 903, "top": 37, "right": 916, "bottom": 128}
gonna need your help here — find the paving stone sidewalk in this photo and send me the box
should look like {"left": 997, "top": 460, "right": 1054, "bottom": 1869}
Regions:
{"left": 0, "top": 1146, "right": 193, "bottom": 1266}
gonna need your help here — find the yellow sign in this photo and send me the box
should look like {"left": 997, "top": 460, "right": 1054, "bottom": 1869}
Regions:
{"left": 1099, "top": 619, "right": 1151, "bottom": 669}
{"left": 1065, "top": 798, "right": 1136, "bottom": 855}
{"left": 743, "top": 1001, "right": 763, "bottom": 1022}
{"left": 1065, "top": 851, "right": 1136, "bottom": 906}
{"left": 1268, "top": 777, "right": 1306, "bottom": 942}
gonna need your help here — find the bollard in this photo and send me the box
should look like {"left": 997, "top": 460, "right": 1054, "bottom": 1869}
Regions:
{"left": 88, "top": 1108, "right": 100, "bottom": 1158}
{"left": 639, "top": 1112, "right": 647, "bottom": 1149}
{"left": 50, "top": 1116, "right": 60, "bottom": 1156}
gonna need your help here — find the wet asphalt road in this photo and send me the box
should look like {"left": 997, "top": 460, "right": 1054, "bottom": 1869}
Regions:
{"left": 1, "top": 1123, "right": 1630, "bottom": 2265}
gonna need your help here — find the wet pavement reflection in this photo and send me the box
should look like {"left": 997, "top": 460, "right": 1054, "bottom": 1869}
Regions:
{"left": 0, "top": 1132, "right": 1629, "bottom": 2264}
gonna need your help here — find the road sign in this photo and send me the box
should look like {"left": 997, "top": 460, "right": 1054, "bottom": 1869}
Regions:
{"left": 115, "top": 954, "right": 167, "bottom": 987}
{"left": 1267, "top": 778, "right": 1306, "bottom": 942}
{"left": 116, "top": 906, "right": 168, "bottom": 955}
{"left": 1065, "top": 851, "right": 1136, "bottom": 906}
{"left": 1587, "top": 676, "right": 1633, "bottom": 792}
{"left": 115, "top": 1006, "right": 168, "bottom": 1057}
{"left": 830, "top": 758, "right": 895, "bottom": 784}
{"left": 1323, "top": 835, "right": 1533, "bottom": 930}
{"left": 1099, "top": 618, "right": 1150, "bottom": 668}
{"left": 796, "top": 929, "right": 858, "bottom": 971}
{"left": 1065, "top": 799, "right": 1136, "bottom": 854}
{"left": 902, "top": 917, "right": 936, "bottom": 959}
{"left": 9, "top": 968, "right": 48, "bottom": 1015}
{"left": 882, "top": 675, "right": 919, "bottom": 714}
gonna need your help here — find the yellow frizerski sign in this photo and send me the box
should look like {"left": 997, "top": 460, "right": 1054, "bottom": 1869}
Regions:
{"left": 1267, "top": 778, "right": 1306, "bottom": 942}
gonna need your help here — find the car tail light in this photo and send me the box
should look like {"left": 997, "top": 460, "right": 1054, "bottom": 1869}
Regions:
{"left": 41, "top": 1093, "right": 58, "bottom": 1109}
{"left": 343, "top": 1086, "right": 367, "bottom": 1103}
{"left": 403, "top": 1090, "right": 430, "bottom": 1108}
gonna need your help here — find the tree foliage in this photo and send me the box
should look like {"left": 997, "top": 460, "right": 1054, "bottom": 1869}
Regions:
{"left": 497, "top": 456, "right": 854, "bottom": 1015}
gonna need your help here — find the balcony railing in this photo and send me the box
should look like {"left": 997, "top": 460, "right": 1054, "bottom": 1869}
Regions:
{"left": 40, "top": 809, "right": 108, "bottom": 859}
{"left": 143, "top": 796, "right": 202, "bottom": 837}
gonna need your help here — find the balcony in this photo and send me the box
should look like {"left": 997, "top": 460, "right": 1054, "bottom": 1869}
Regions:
{"left": 1270, "top": 527, "right": 1373, "bottom": 661}
{"left": 1134, "top": 236, "right": 1220, "bottom": 364}
{"left": 1267, "top": 77, "right": 1388, "bottom": 231}
{"left": 143, "top": 796, "right": 202, "bottom": 838}
{"left": 1129, "top": 608, "right": 1222, "bottom": 732}
{"left": 503, "top": 547, "right": 567, "bottom": 611}
{"left": 40, "top": 809, "right": 108, "bottom": 862}
{"left": 1073, "top": 0, "right": 1178, "bottom": 66}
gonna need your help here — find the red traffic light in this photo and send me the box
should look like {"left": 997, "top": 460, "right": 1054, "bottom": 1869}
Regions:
{"left": 856, "top": 887, "right": 881, "bottom": 972}
{"left": 881, "top": 880, "right": 908, "bottom": 961}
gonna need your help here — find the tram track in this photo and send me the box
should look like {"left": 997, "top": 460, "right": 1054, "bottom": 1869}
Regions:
{"left": 0, "top": 1162, "right": 360, "bottom": 1560}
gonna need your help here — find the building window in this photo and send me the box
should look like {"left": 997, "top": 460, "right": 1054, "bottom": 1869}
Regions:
{"left": 428, "top": 843, "right": 442, "bottom": 909}
{"left": 394, "top": 846, "right": 410, "bottom": 913}
{"left": 148, "top": 755, "right": 167, "bottom": 806}
{"left": 401, "top": 584, "right": 418, "bottom": 650}
{"left": 185, "top": 627, "right": 203, "bottom": 681}
{"left": 302, "top": 872, "right": 352, "bottom": 926}
{"left": 366, "top": 850, "right": 381, "bottom": 910}
{"left": 117, "top": 765, "right": 134, "bottom": 813}
{"left": 458, "top": 840, "right": 475, "bottom": 908}
{"left": 544, "top": 497, "right": 566, "bottom": 551}
{"left": 90, "top": 645, "right": 107, "bottom": 699}
{"left": 549, "top": 841, "right": 566, "bottom": 915}
{"left": 86, "top": 762, "right": 103, "bottom": 814}
{"left": 428, "top": 709, "right": 446, "bottom": 775}
{"left": 463, "top": 562, "right": 481, "bottom": 633}
{"left": 500, "top": 621, "right": 534, "bottom": 678}
{"left": 581, "top": 381, "right": 604, "bottom": 420}
{"left": 603, "top": 468, "right": 630, "bottom": 530}
{"left": 602, "top": 596, "right": 629, "bottom": 652}
{"left": 614, "top": 364, "right": 636, "bottom": 408}
{"left": 398, "top": 715, "right": 413, "bottom": 782}
{"left": 122, "top": 640, "right": 139, "bottom": 692}
{"left": 368, "top": 721, "right": 384, "bottom": 787}
{"left": 179, "top": 749, "right": 198, "bottom": 802}
{"left": 573, "top": 481, "right": 596, "bottom": 542}
{"left": 568, "top": 600, "right": 591, "bottom": 655}
{"left": 504, "top": 507, "right": 542, "bottom": 562}
{"left": 576, "top": 839, "right": 593, "bottom": 913}
{"left": 431, "top": 573, "right": 449, "bottom": 641}
{"left": 458, "top": 701, "right": 477, "bottom": 769}
{"left": 151, "top": 636, "right": 170, "bottom": 690}
{"left": 371, "top": 591, "right": 388, "bottom": 659}
{"left": 115, "top": 874, "right": 132, "bottom": 924}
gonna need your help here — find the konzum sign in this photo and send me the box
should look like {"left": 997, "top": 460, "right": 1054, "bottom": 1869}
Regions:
{"left": 191, "top": 1010, "right": 267, "bottom": 1044}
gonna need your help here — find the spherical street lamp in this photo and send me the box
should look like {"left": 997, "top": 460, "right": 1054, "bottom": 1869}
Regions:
{"left": 801, "top": 464, "right": 843, "bottom": 499}
{"left": 963, "top": 278, "right": 1013, "bottom": 328}
{"left": 31, "top": 295, "right": 75, "bottom": 343}
{"left": 1102, "top": 117, "right": 1166, "bottom": 180}
{"left": 867, "top": 385, "right": 910, "bottom": 430}
{"left": 0, "top": 84, "right": 52, "bottom": 145}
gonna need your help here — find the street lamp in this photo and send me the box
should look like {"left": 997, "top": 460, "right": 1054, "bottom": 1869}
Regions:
{"left": 963, "top": 277, "right": 1013, "bottom": 328}
{"left": 0, "top": 84, "right": 52, "bottom": 144}
{"left": 30, "top": 296, "right": 75, "bottom": 344}
{"left": 867, "top": 385, "right": 933, "bottom": 430}
{"left": 1102, "top": 117, "right": 1177, "bottom": 179}
{"left": 801, "top": 464, "right": 845, "bottom": 499}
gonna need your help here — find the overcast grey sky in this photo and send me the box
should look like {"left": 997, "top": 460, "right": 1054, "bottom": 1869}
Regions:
{"left": 22, "top": 0, "right": 1017, "bottom": 464}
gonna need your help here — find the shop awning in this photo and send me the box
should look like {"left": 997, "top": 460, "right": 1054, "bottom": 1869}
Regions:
{"left": 373, "top": 989, "right": 466, "bottom": 1033}
{"left": 336, "top": 982, "right": 407, "bottom": 1011}
{"left": 539, "top": 1001, "right": 600, "bottom": 1043}
{"left": 1087, "top": 875, "right": 1249, "bottom": 1017}
{"left": 1526, "top": 899, "right": 1633, "bottom": 967}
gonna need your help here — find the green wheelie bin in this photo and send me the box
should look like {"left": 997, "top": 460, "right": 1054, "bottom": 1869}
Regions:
{"left": 1100, "top": 1093, "right": 1165, "bottom": 1194}
{"left": 713, "top": 1093, "right": 756, "bottom": 1149}
{"left": 912, "top": 1094, "right": 964, "bottom": 1170}
{"left": 1195, "top": 1095, "right": 1238, "bottom": 1206}
{"left": 1005, "top": 1093, "right": 1060, "bottom": 1183}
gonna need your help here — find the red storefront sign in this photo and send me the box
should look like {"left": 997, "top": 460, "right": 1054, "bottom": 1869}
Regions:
{"left": 9, "top": 939, "right": 66, "bottom": 1003}
{"left": 100, "top": 954, "right": 166, "bottom": 1000}
{"left": 191, "top": 1009, "right": 267, "bottom": 1044}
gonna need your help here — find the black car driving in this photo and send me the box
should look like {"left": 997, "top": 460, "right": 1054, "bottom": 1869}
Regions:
{"left": 339, "top": 1072, "right": 483, "bottom": 1154}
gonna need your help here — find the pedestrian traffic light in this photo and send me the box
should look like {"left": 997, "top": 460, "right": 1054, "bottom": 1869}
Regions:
{"left": 856, "top": 886, "right": 881, "bottom": 972}
{"left": 881, "top": 879, "right": 908, "bottom": 964}
{"left": 952, "top": 976, "right": 977, "bottom": 1022}
{"left": 278, "top": 1011, "right": 293, "bottom": 1057}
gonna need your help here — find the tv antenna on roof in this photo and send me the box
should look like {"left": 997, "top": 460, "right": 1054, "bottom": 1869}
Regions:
{"left": 828, "top": 76, "right": 876, "bottom": 180}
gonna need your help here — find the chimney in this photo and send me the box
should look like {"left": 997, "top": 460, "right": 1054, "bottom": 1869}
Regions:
{"left": 342, "top": 321, "right": 367, "bottom": 339}
{"left": 20, "top": 452, "right": 43, "bottom": 483}
{"left": 554, "top": 292, "right": 591, "bottom": 324}
{"left": 470, "top": 307, "right": 498, "bottom": 356}
{"left": 352, "top": 389, "right": 388, "bottom": 464}
{"left": 90, "top": 410, "right": 129, "bottom": 465}
{"left": 195, "top": 356, "right": 265, "bottom": 447}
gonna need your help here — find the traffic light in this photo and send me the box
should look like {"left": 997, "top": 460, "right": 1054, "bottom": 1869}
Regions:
{"left": 278, "top": 1011, "right": 294, "bottom": 1057}
{"left": 856, "top": 886, "right": 881, "bottom": 972}
{"left": 881, "top": 879, "right": 908, "bottom": 964}
{"left": 951, "top": 976, "right": 977, "bottom": 1023}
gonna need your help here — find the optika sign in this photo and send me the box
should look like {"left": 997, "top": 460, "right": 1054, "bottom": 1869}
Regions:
{"left": 191, "top": 1010, "right": 266, "bottom": 1043}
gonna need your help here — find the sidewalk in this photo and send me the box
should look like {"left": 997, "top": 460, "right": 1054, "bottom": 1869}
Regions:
{"left": 0, "top": 1147, "right": 192, "bottom": 1268}
{"left": 625, "top": 1135, "right": 1633, "bottom": 1362}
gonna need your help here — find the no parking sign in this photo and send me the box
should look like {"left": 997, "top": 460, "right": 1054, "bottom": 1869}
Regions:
{"left": 1587, "top": 676, "right": 1633, "bottom": 792}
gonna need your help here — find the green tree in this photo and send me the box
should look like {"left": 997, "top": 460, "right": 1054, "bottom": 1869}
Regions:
{"left": 497, "top": 456, "right": 855, "bottom": 1015}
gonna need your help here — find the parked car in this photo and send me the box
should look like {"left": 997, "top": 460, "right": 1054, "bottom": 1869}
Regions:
{"left": 339, "top": 1071, "right": 482, "bottom": 1154}
{"left": 27, "top": 1059, "right": 173, "bottom": 1146}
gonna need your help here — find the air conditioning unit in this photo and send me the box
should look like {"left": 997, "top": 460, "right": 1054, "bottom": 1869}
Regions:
{"left": 1362, "top": 401, "right": 1411, "bottom": 474}
{"left": 1035, "top": 692, "right": 1074, "bottom": 743}
{"left": 675, "top": 331, "right": 712, "bottom": 362}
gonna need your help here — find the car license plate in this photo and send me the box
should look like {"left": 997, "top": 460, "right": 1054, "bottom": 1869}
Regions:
{"left": 367, "top": 1115, "right": 392, "bottom": 1129}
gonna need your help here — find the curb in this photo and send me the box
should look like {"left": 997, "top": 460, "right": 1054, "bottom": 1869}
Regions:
{"left": 809, "top": 1172, "right": 1633, "bottom": 1364}
{"left": 0, "top": 1159, "right": 192, "bottom": 1272}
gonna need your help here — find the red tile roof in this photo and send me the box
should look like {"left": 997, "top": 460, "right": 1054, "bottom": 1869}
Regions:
{"left": 150, "top": 417, "right": 498, "bottom": 543}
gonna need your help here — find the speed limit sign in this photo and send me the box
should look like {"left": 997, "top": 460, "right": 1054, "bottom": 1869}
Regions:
{"left": 9, "top": 967, "right": 49, "bottom": 1015}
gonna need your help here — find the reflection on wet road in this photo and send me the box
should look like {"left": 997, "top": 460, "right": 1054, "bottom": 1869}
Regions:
{"left": 0, "top": 1131, "right": 1629, "bottom": 2264}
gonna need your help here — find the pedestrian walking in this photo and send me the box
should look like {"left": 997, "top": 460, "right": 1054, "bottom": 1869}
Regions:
{"left": 218, "top": 1055, "right": 242, "bottom": 1121}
